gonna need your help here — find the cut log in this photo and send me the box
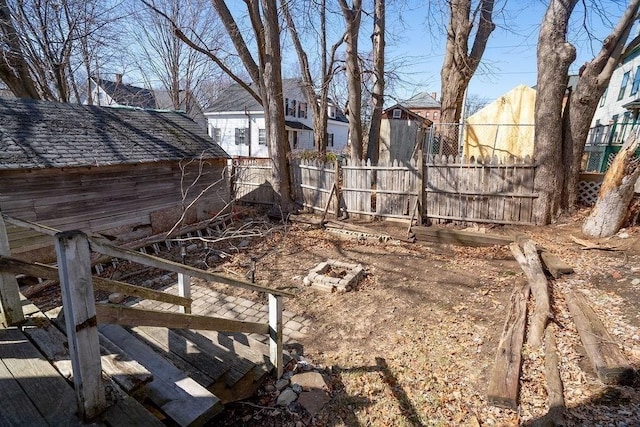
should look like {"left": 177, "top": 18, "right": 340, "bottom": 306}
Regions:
{"left": 413, "top": 226, "right": 514, "bottom": 247}
{"left": 583, "top": 132, "right": 640, "bottom": 238}
{"left": 564, "top": 290, "right": 634, "bottom": 385}
{"left": 510, "top": 240, "right": 550, "bottom": 348}
{"left": 540, "top": 251, "right": 574, "bottom": 279}
{"left": 487, "top": 280, "right": 530, "bottom": 409}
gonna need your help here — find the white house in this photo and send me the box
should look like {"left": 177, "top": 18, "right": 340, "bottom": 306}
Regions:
{"left": 204, "top": 79, "right": 349, "bottom": 158}
{"left": 87, "top": 74, "right": 157, "bottom": 109}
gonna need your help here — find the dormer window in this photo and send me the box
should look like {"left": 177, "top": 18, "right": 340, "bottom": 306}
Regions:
{"left": 328, "top": 105, "right": 336, "bottom": 119}
{"left": 392, "top": 109, "right": 402, "bottom": 119}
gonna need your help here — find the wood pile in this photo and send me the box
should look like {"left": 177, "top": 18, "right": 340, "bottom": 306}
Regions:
{"left": 487, "top": 238, "right": 634, "bottom": 422}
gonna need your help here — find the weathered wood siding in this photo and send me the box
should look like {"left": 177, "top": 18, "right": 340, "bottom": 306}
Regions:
{"left": 0, "top": 160, "right": 229, "bottom": 261}
{"left": 291, "top": 159, "right": 336, "bottom": 214}
{"left": 425, "top": 155, "right": 537, "bottom": 225}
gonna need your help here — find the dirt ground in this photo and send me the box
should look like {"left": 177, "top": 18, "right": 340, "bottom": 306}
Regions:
{"left": 27, "top": 207, "right": 640, "bottom": 426}
{"left": 210, "top": 208, "right": 640, "bottom": 426}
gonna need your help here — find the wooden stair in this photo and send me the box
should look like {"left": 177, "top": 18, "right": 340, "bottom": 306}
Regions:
{"left": 22, "top": 306, "right": 278, "bottom": 427}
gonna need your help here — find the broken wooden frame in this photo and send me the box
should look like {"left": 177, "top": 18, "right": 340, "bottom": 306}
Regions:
{"left": 0, "top": 212, "right": 291, "bottom": 419}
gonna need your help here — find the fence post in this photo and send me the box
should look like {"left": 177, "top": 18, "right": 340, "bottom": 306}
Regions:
{"left": 268, "top": 293, "right": 283, "bottom": 378}
{"left": 0, "top": 213, "right": 24, "bottom": 326}
{"left": 178, "top": 273, "right": 191, "bottom": 314}
{"left": 55, "top": 230, "right": 106, "bottom": 420}
{"left": 334, "top": 159, "right": 341, "bottom": 218}
{"left": 417, "top": 149, "right": 425, "bottom": 225}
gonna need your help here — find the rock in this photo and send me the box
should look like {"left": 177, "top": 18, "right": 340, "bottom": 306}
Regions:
{"left": 186, "top": 243, "right": 199, "bottom": 252}
{"left": 264, "top": 384, "right": 276, "bottom": 393}
{"left": 108, "top": 293, "right": 125, "bottom": 304}
{"left": 297, "top": 389, "right": 331, "bottom": 417}
{"left": 292, "top": 384, "right": 303, "bottom": 394}
{"left": 276, "top": 388, "right": 298, "bottom": 407}
{"left": 303, "top": 276, "right": 311, "bottom": 286}
{"left": 283, "top": 371, "right": 294, "bottom": 380}
{"left": 631, "top": 278, "right": 640, "bottom": 286}
{"left": 275, "top": 378, "right": 290, "bottom": 391}
{"left": 290, "top": 372, "right": 329, "bottom": 392}
{"left": 287, "top": 401, "right": 303, "bottom": 413}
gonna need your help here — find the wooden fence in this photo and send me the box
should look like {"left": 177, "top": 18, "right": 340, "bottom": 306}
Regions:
{"left": 291, "top": 159, "right": 337, "bottom": 214}
{"left": 232, "top": 158, "right": 276, "bottom": 205}
{"left": 424, "top": 155, "right": 537, "bottom": 225}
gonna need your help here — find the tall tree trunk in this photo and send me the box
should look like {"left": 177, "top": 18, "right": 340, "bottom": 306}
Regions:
{"left": 583, "top": 133, "right": 640, "bottom": 237}
{"left": 366, "top": 0, "right": 385, "bottom": 164}
{"left": 339, "top": 0, "right": 363, "bottom": 161}
{"left": 533, "top": 0, "right": 578, "bottom": 225}
{"left": 0, "top": 0, "right": 40, "bottom": 99}
{"left": 257, "top": 0, "right": 295, "bottom": 210}
{"left": 439, "top": 0, "right": 495, "bottom": 156}
{"left": 562, "top": 0, "right": 640, "bottom": 210}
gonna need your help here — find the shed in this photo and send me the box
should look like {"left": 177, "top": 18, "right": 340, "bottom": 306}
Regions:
{"left": 379, "top": 105, "right": 432, "bottom": 163}
{"left": 0, "top": 97, "right": 230, "bottom": 262}
{"left": 463, "top": 85, "right": 536, "bottom": 159}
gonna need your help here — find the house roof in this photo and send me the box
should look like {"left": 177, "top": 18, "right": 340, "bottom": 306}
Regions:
{"left": 206, "top": 79, "right": 349, "bottom": 123}
{"left": 383, "top": 104, "right": 433, "bottom": 125}
{"left": 285, "top": 120, "right": 313, "bottom": 131}
{"left": 401, "top": 92, "right": 441, "bottom": 109}
{"left": 93, "top": 77, "right": 157, "bottom": 109}
{"left": 0, "top": 97, "right": 229, "bottom": 170}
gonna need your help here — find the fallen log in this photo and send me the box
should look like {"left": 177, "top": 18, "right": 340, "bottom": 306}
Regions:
{"left": 564, "top": 290, "right": 634, "bottom": 385}
{"left": 540, "top": 251, "right": 574, "bottom": 279}
{"left": 510, "top": 240, "right": 551, "bottom": 348}
{"left": 412, "top": 226, "right": 514, "bottom": 247}
{"left": 487, "top": 280, "right": 530, "bottom": 409}
{"left": 543, "top": 326, "right": 566, "bottom": 426}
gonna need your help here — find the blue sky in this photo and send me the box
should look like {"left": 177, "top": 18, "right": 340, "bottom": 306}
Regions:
{"left": 386, "top": 0, "right": 635, "bottom": 103}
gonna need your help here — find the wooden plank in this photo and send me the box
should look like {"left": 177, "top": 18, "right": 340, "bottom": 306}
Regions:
{"left": 564, "top": 290, "right": 634, "bottom": 385}
{"left": 540, "top": 251, "right": 574, "bottom": 279}
{"left": 0, "top": 331, "right": 49, "bottom": 427}
{"left": 99, "top": 323, "right": 222, "bottom": 426}
{"left": 487, "top": 281, "right": 530, "bottom": 409}
{"left": 0, "top": 213, "right": 24, "bottom": 325}
{"left": 543, "top": 326, "right": 566, "bottom": 425}
{"left": 178, "top": 273, "right": 192, "bottom": 314}
{"left": 0, "top": 255, "right": 191, "bottom": 307}
{"left": 100, "top": 376, "right": 165, "bottom": 426}
{"left": 269, "top": 294, "right": 283, "bottom": 379}
{"left": 24, "top": 314, "right": 153, "bottom": 396}
{"left": 55, "top": 231, "right": 106, "bottom": 419}
{"left": 0, "top": 328, "right": 82, "bottom": 425}
{"left": 96, "top": 303, "right": 269, "bottom": 334}
{"left": 411, "top": 226, "right": 514, "bottom": 247}
{"left": 88, "top": 238, "right": 294, "bottom": 297}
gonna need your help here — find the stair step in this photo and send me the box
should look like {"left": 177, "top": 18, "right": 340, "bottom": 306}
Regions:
{"left": 25, "top": 309, "right": 153, "bottom": 397}
{"left": 130, "top": 326, "right": 231, "bottom": 387}
{"left": 99, "top": 324, "right": 222, "bottom": 427}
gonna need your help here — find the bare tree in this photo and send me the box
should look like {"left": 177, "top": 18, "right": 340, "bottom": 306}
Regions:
{"left": 0, "top": 0, "right": 40, "bottom": 98}
{"left": 130, "top": 0, "right": 222, "bottom": 121}
{"left": 439, "top": 0, "right": 496, "bottom": 154}
{"left": 338, "top": 0, "right": 364, "bottom": 160}
{"left": 366, "top": 0, "right": 385, "bottom": 164}
{"left": 533, "top": 0, "right": 640, "bottom": 224}
{"left": 281, "top": 0, "right": 347, "bottom": 154}
{"left": 0, "top": 0, "right": 122, "bottom": 102}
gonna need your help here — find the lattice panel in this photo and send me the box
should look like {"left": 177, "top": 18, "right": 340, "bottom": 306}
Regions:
{"left": 578, "top": 180, "right": 601, "bottom": 206}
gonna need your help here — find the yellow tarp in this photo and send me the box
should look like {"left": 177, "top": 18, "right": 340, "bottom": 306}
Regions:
{"left": 463, "top": 85, "right": 535, "bottom": 159}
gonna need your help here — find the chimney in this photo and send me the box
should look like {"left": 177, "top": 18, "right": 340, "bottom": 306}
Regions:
{"left": 431, "top": 92, "right": 437, "bottom": 101}
{"left": 115, "top": 73, "right": 123, "bottom": 84}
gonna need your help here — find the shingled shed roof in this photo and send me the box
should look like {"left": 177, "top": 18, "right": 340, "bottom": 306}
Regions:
{"left": 0, "top": 97, "right": 229, "bottom": 170}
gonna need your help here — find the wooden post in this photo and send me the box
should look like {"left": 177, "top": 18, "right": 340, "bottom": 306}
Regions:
{"left": 334, "top": 159, "right": 341, "bottom": 218}
{"left": 55, "top": 230, "right": 106, "bottom": 420}
{"left": 177, "top": 273, "right": 191, "bottom": 314}
{"left": 268, "top": 294, "right": 283, "bottom": 379}
{"left": 0, "top": 213, "right": 24, "bottom": 326}
{"left": 417, "top": 148, "right": 424, "bottom": 225}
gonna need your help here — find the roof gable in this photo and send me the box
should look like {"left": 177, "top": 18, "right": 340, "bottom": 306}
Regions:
{"left": 93, "top": 77, "right": 157, "bottom": 109}
{"left": 0, "top": 97, "right": 229, "bottom": 170}
{"left": 401, "top": 92, "right": 441, "bottom": 109}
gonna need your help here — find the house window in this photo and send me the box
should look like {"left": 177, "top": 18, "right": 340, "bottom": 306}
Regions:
{"left": 258, "top": 128, "right": 266, "bottom": 145}
{"left": 299, "top": 102, "right": 307, "bottom": 119}
{"left": 600, "top": 88, "right": 607, "bottom": 107}
{"left": 235, "top": 128, "right": 248, "bottom": 145}
{"left": 210, "top": 127, "right": 221, "bottom": 143}
{"left": 433, "top": 112, "right": 438, "bottom": 120}
{"left": 327, "top": 133, "right": 334, "bottom": 147}
{"left": 285, "top": 98, "right": 290, "bottom": 116}
{"left": 425, "top": 112, "right": 430, "bottom": 119}
{"left": 392, "top": 109, "right": 402, "bottom": 119}
{"left": 618, "top": 71, "right": 630, "bottom": 100}
{"left": 632, "top": 66, "right": 640, "bottom": 96}
{"left": 328, "top": 105, "right": 336, "bottom": 119}
{"left": 287, "top": 99, "right": 297, "bottom": 116}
